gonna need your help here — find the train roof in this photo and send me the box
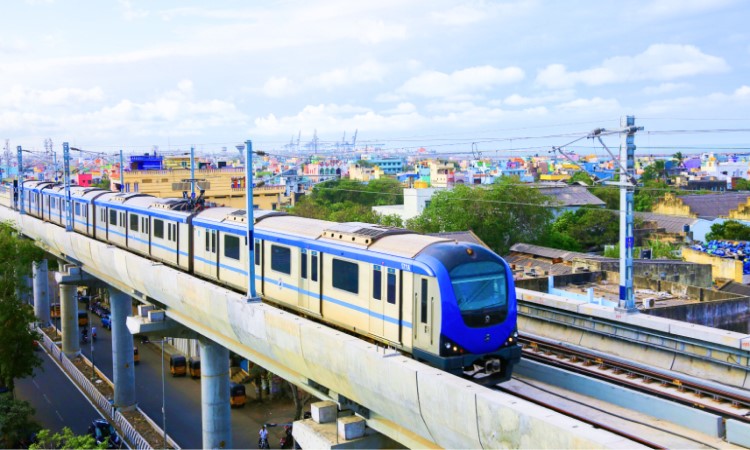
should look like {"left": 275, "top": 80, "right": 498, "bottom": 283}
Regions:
{"left": 193, "top": 208, "right": 453, "bottom": 258}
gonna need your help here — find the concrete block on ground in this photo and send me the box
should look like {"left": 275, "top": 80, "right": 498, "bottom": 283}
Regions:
{"left": 312, "top": 401, "right": 337, "bottom": 424}
{"left": 337, "top": 416, "right": 365, "bottom": 440}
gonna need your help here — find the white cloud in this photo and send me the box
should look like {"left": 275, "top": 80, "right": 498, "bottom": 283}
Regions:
{"left": 430, "top": 5, "right": 488, "bottom": 26}
{"left": 260, "top": 60, "right": 388, "bottom": 98}
{"left": 0, "top": 86, "right": 105, "bottom": 108}
{"left": 262, "top": 77, "right": 297, "bottom": 98}
{"left": 308, "top": 60, "right": 388, "bottom": 89}
{"left": 536, "top": 44, "right": 729, "bottom": 89}
{"left": 642, "top": 82, "right": 691, "bottom": 95}
{"left": 555, "top": 97, "right": 621, "bottom": 113}
{"left": 643, "top": 84, "right": 750, "bottom": 114}
{"left": 118, "top": 0, "right": 149, "bottom": 20}
{"left": 500, "top": 90, "right": 576, "bottom": 107}
{"left": 638, "top": 0, "right": 736, "bottom": 19}
{"left": 397, "top": 65, "right": 525, "bottom": 98}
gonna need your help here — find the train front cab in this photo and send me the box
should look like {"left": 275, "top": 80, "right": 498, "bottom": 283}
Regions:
{"left": 412, "top": 242, "right": 521, "bottom": 385}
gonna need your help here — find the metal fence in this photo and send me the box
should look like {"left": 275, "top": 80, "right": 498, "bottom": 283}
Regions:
{"left": 38, "top": 329, "right": 151, "bottom": 449}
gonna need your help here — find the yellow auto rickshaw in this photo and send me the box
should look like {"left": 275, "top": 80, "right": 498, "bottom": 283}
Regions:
{"left": 78, "top": 311, "right": 89, "bottom": 327}
{"left": 230, "top": 382, "right": 246, "bottom": 408}
{"left": 169, "top": 354, "right": 187, "bottom": 377}
{"left": 188, "top": 357, "right": 201, "bottom": 378}
{"left": 133, "top": 347, "right": 140, "bottom": 365}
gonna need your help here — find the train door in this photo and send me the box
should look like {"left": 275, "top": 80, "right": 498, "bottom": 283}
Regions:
{"left": 205, "top": 228, "right": 218, "bottom": 278}
{"left": 296, "top": 249, "right": 321, "bottom": 315}
{"left": 369, "top": 265, "right": 384, "bottom": 337}
{"left": 298, "top": 249, "right": 309, "bottom": 310}
{"left": 414, "top": 276, "right": 433, "bottom": 347}
{"left": 253, "top": 238, "right": 264, "bottom": 296}
{"left": 308, "top": 251, "right": 320, "bottom": 315}
{"left": 383, "top": 268, "right": 400, "bottom": 343}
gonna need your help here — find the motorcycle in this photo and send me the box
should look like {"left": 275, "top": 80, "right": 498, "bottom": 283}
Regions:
{"left": 258, "top": 437, "right": 270, "bottom": 449}
{"left": 279, "top": 424, "right": 293, "bottom": 449}
{"left": 81, "top": 330, "right": 89, "bottom": 344}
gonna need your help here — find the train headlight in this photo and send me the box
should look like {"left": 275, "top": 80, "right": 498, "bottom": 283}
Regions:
{"left": 444, "top": 342, "right": 451, "bottom": 349}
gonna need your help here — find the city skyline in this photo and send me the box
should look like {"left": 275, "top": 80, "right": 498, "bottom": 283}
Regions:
{"left": 1, "top": 0, "right": 749, "bottom": 154}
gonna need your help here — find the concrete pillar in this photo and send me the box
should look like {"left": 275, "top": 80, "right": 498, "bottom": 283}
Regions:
{"left": 110, "top": 287, "right": 136, "bottom": 410}
{"left": 33, "top": 260, "right": 50, "bottom": 325}
{"left": 60, "top": 284, "right": 79, "bottom": 357}
{"left": 200, "top": 337, "right": 231, "bottom": 449}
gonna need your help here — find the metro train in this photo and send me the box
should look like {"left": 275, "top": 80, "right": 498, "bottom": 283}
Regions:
{"left": 2, "top": 180, "right": 521, "bottom": 384}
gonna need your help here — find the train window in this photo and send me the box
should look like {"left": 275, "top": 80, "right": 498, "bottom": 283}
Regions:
{"left": 332, "top": 259, "right": 359, "bottom": 295}
{"left": 109, "top": 210, "right": 117, "bottom": 225}
{"left": 205, "top": 228, "right": 210, "bottom": 251}
{"left": 51, "top": 198, "right": 56, "bottom": 208}
{"left": 311, "top": 252, "right": 318, "bottom": 282}
{"left": 420, "top": 279, "right": 428, "bottom": 324}
{"left": 372, "top": 266, "right": 382, "bottom": 300}
{"left": 74, "top": 203, "right": 81, "bottom": 216}
{"left": 254, "top": 240, "right": 261, "bottom": 266}
{"left": 120, "top": 212, "right": 125, "bottom": 227}
{"left": 387, "top": 270, "right": 397, "bottom": 305}
{"left": 154, "top": 219, "right": 164, "bottom": 239}
{"left": 168, "top": 223, "right": 173, "bottom": 241}
{"left": 224, "top": 235, "right": 240, "bottom": 260}
{"left": 301, "top": 249, "right": 307, "bottom": 280}
{"left": 211, "top": 229, "right": 215, "bottom": 250}
{"left": 130, "top": 214, "right": 139, "bottom": 232}
{"left": 271, "top": 245, "right": 291, "bottom": 274}
{"left": 101, "top": 209, "right": 106, "bottom": 222}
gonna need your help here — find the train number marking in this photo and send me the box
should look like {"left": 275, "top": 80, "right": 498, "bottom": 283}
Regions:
{"left": 401, "top": 263, "right": 411, "bottom": 271}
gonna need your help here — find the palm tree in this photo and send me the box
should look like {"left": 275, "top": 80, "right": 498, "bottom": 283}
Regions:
{"left": 672, "top": 151, "right": 685, "bottom": 169}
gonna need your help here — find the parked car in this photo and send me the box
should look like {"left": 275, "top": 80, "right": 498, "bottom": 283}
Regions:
{"left": 101, "top": 315, "right": 111, "bottom": 330}
{"left": 88, "top": 418, "right": 122, "bottom": 448}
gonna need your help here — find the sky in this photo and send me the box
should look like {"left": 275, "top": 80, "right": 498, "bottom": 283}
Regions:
{"left": 1, "top": 0, "right": 749, "bottom": 157}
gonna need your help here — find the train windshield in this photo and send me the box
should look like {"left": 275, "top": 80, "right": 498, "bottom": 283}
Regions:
{"left": 450, "top": 261, "right": 508, "bottom": 327}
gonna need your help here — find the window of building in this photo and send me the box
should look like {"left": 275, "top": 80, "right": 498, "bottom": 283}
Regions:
{"left": 130, "top": 214, "right": 138, "bottom": 232}
{"left": 332, "top": 259, "right": 359, "bottom": 294}
{"left": 372, "top": 266, "right": 382, "bottom": 300}
{"left": 301, "top": 249, "right": 307, "bottom": 279}
{"left": 109, "top": 209, "right": 117, "bottom": 225}
{"left": 387, "top": 270, "right": 397, "bottom": 304}
{"left": 224, "top": 234, "right": 240, "bottom": 260}
{"left": 271, "top": 245, "right": 291, "bottom": 274}
{"left": 154, "top": 219, "right": 164, "bottom": 239}
{"left": 134, "top": 182, "right": 139, "bottom": 192}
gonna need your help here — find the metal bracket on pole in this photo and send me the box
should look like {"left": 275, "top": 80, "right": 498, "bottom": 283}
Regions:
{"left": 63, "top": 142, "right": 73, "bottom": 231}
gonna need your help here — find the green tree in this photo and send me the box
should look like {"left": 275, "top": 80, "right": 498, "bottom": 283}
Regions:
{"left": 30, "top": 427, "right": 106, "bottom": 450}
{"left": 705, "top": 220, "right": 750, "bottom": 241}
{"left": 551, "top": 208, "right": 619, "bottom": 251}
{"left": 734, "top": 179, "right": 750, "bottom": 191}
{"left": 634, "top": 180, "right": 671, "bottom": 212}
{"left": 567, "top": 171, "right": 593, "bottom": 185}
{"left": 590, "top": 185, "right": 619, "bottom": 210}
{"left": 672, "top": 152, "right": 685, "bottom": 168}
{"left": 0, "top": 221, "right": 44, "bottom": 395}
{"left": 377, "top": 214, "right": 404, "bottom": 228}
{"left": 405, "top": 178, "right": 554, "bottom": 254}
{"left": 290, "top": 177, "right": 403, "bottom": 223}
{"left": 92, "top": 173, "right": 110, "bottom": 190}
{"left": 0, "top": 395, "right": 40, "bottom": 448}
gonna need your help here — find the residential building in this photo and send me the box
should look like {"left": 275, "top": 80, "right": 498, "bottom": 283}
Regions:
{"left": 372, "top": 187, "right": 440, "bottom": 221}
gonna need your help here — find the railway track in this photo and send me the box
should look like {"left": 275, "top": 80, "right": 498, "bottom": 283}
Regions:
{"left": 517, "top": 335, "right": 750, "bottom": 423}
